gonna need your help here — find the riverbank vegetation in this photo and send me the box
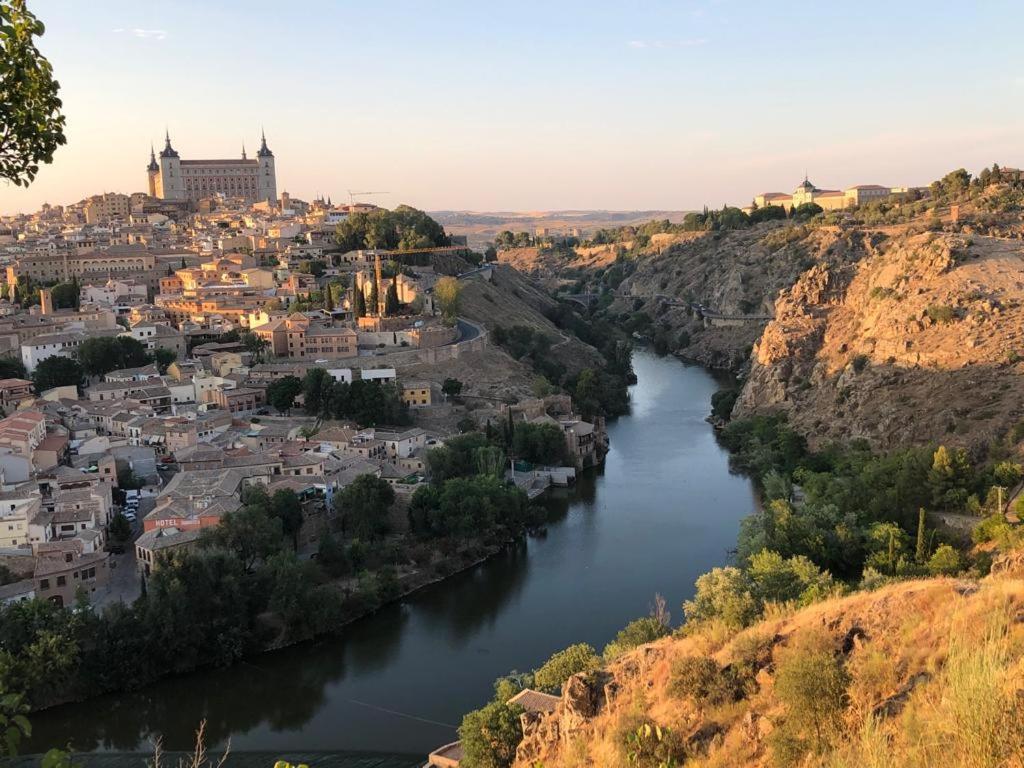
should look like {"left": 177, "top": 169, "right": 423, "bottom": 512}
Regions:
{"left": 457, "top": 410, "right": 1024, "bottom": 767}
{"left": 0, "top": 433, "right": 544, "bottom": 719}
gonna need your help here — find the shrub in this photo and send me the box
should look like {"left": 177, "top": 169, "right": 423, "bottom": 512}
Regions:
{"left": 533, "top": 643, "right": 601, "bottom": 693}
{"left": 927, "top": 544, "right": 962, "bottom": 576}
{"left": 603, "top": 616, "right": 670, "bottom": 661}
{"left": 851, "top": 354, "right": 869, "bottom": 373}
{"left": 770, "top": 632, "right": 850, "bottom": 763}
{"left": 668, "top": 655, "right": 742, "bottom": 706}
{"left": 925, "top": 304, "right": 956, "bottom": 324}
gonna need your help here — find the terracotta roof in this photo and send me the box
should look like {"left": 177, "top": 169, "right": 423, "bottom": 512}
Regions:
{"left": 507, "top": 688, "right": 560, "bottom": 713}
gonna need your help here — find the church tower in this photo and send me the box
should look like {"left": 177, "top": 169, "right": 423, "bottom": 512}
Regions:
{"left": 146, "top": 144, "right": 159, "bottom": 197}
{"left": 256, "top": 130, "right": 277, "bottom": 205}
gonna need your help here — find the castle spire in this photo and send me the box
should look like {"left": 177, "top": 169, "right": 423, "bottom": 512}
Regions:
{"left": 160, "top": 129, "right": 179, "bottom": 159}
{"left": 241, "top": 142, "right": 247, "bottom": 160}
{"left": 147, "top": 143, "right": 158, "bottom": 172}
{"left": 258, "top": 128, "right": 273, "bottom": 158}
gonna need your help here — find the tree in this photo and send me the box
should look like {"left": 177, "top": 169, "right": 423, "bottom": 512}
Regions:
{"left": 108, "top": 513, "right": 132, "bottom": 543}
{"left": 241, "top": 331, "right": 269, "bottom": 364}
{"left": 926, "top": 544, "right": 961, "bottom": 576}
{"left": 302, "top": 367, "right": 335, "bottom": 417}
{"left": 269, "top": 488, "right": 303, "bottom": 550}
{"left": 441, "top": 377, "right": 463, "bottom": 400}
{"left": 384, "top": 282, "right": 400, "bottom": 316}
{"left": 683, "top": 566, "right": 758, "bottom": 629}
{"left": 201, "top": 504, "right": 283, "bottom": 572}
{"left": 336, "top": 474, "right": 394, "bottom": 542}
{"left": 0, "top": 0, "right": 66, "bottom": 186}
{"left": 0, "top": 357, "right": 27, "bottom": 380}
{"left": 929, "top": 445, "right": 972, "bottom": 511}
{"left": 76, "top": 336, "right": 149, "bottom": 377}
{"left": 116, "top": 466, "right": 144, "bottom": 490}
{"left": 915, "top": 507, "right": 928, "bottom": 564}
{"left": 31, "top": 356, "right": 82, "bottom": 392}
{"left": 152, "top": 348, "right": 177, "bottom": 374}
{"left": 48, "top": 282, "right": 77, "bottom": 309}
{"left": 512, "top": 422, "right": 568, "bottom": 466}
{"left": 459, "top": 697, "right": 523, "bottom": 768}
{"left": 993, "top": 461, "right": 1022, "bottom": 488}
{"left": 434, "top": 276, "right": 461, "bottom": 324}
{"left": 533, "top": 643, "right": 600, "bottom": 693}
{"left": 266, "top": 375, "right": 302, "bottom": 414}
{"left": 352, "top": 287, "right": 366, "bottom": 318}
{"left": 368, "top": 277, "right": 379, "bottom": 316}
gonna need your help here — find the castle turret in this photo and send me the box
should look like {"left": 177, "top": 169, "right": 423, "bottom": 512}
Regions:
{"left": 157, "top": 131, "right": 184, "bottom": 200}
{"left": 256, "top": 129, "right": 277, "bottom": 205}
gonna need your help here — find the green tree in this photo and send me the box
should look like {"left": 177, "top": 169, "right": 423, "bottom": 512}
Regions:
{"left": 152, "top": 348, "right": 177, "bottom": 374}
{"left": 336, "top": 474, "right": 395, "bottom": 542}
{"left": 201, "top": 504, "right": 284, "bottom": 572}
{"left": 0, "top": 357, "right": 26, "bottom": 380}
{"left": 683, "top": 566, "right": 758, "bottom": 629}
{"left": 0, "top": 0, "right": 66, "bottom": 186}
{"left": 927, "top": 544, "right": 961, "bottom": 576}
{"left": 241, "top": 331, "right": 269, "bottom": 364}
{"left": 993, "top": 461, "right": 1022, "bottom": 488}
{"left": 266, "top": 375, "right": 302, "bottom": 413}
{"left": 929, "top": 445, "right": 973, "bottom": 511}
{"left": 31, "top": 356, "right": 82, "bottom": 392}
{"left": 441, "top": 377, "right": 463, "bottom": 399}
{"left": 352, "top": 287, "right": 366, "bottom": 317}
{"left": 434, "top": 276, "right": 461, "bottom": 324}
{"left": 76, "top": 336, "right": 149, "bottom": 377}
{"left": 384, "top": 282, "right": 400, "bottom": 316}
{"left": 48, "top": 282, "right": 77, "bottom": 309}
{"left": 512, "top": 422, "right": 568, "bottom": 466}
{"left": 602, "top": 616, "right": 670, "bottom": 661}
{"left": 459, "top": 697, "right": 523, "bottom": 768}
{"left": 269, "top": 488, "right": 303, "bottom": 550}
{"left": 108, "top": 513, "right": 132, "bottom": 543}
{"left": 533, "top": 643, "right": 600, "bottom": 693}
{"left": 915, "top": 507, "right": 928, "bottom": 563}
{"left": 302, "top": 367, "right": 335, "bottom": 417}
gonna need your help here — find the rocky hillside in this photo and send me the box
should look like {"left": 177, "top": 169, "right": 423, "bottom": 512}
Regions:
{"left": 614, "top": 226, "right": 869, "bottom": 370}
{"left": 513, "top": 560, "right": 1024, "bottom": 768}
{"left": 735, "top": 229, "right": 1024, "bottom": 450}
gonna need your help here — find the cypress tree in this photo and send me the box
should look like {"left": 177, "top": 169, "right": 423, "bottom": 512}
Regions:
{"left": 915, "top": 507, "right": 927, "bottom": 563}
{"left": 385, "top": 282, "right": 400, "bottom": 316}
{"left": 353, "top": 287, "right": 366, "bottom": 317}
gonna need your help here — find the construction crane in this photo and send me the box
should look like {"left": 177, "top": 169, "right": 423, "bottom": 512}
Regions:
{"left": 347, "top": 190, "right": 390, "bottom": 205}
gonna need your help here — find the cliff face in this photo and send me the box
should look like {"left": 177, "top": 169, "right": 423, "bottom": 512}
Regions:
{"left": 614, "top": 226, "right": 870, "bottom": 370}
{"left": 512, "top": 568, "right": 1024, "bottom": 768}
{"left": 735, "top": 231, "right": 1024, "bottom": 449}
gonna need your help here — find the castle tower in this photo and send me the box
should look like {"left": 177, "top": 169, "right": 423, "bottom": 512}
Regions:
{"left": 39, "top": 288, "right": 53, "bottom": 315}
{"left": 158, "top": 131, "right": 184, "bottom": 200}
{"left": 146, "top": 144, "right": 159, "bottom": 197}
{"left": 256, "top": 130, "right": 277, "bottom": 205}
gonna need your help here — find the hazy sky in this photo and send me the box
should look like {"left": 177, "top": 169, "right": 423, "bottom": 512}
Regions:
{"left": 1, "top": 0, "right": 1022, "bottom": 214}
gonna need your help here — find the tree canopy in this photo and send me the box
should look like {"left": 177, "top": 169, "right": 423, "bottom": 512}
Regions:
{"left": 76, "top": 336, "right": 150, "bottom": 377}
{"left": 0, "top": 0, "right": 66, "bottom": 186}
{"left": 31, "top": 355, "right": 82, "bottom": 392}
{"left": 334, "top": 205, "right": 448, "bottom": 252}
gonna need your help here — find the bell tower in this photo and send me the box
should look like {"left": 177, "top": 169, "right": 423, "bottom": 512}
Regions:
{"left": 256, "top": 130, "right": 277, "bottom": 205}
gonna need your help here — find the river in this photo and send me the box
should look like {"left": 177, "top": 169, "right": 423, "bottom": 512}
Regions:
{"left": 27, "top": 351, "right": 757, "bottom": 760}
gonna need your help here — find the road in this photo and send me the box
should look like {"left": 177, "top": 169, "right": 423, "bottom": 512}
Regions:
{"left": 91, "top": 495, "right": 155, "bottom": 609}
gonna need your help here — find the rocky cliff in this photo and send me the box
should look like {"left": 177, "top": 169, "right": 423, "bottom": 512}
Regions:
{"left": 735, "top": 230, "right": 1024, "bottom": 449}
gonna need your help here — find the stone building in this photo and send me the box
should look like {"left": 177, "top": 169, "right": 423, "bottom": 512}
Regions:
{"left": 147, "top": 131, "right": 277, "bottom": 204}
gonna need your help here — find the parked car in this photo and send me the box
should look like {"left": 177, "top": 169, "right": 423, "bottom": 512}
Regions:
{"left": 123, "top": 512, "right": 137, "bottom": 523}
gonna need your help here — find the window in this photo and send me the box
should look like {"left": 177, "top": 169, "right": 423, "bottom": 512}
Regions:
{"left": 40, "top": 579, "right": 49, "bottom": 590}
{"left": 56, "top": 576, "right": 66, "bottom": 587}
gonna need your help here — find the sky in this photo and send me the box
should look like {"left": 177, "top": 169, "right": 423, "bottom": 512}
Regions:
{"left": 1, "top": 0, "right": 1023, "bottom": 214}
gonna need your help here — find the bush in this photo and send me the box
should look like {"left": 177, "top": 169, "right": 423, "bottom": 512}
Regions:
{"left": 927, "top": 544, "right": 962, "bottom": 576}
{"left": 851, "top": 354, "right": 869, "bottom": 373}
{"left": 668, "top": 655, "right": 742, "bottom": 706}
{"left": 533, "top": 643, "right": 601, "bottom": 693}
{"left": 710, "top": 387, "right": 739, "bottom": 420}
{"left": 770, "top": 632, "right": 850, "bottom": 762}
{"left": 603, "top": 616, "right": 670, "bottom": 661}
{"left": 925, "top": 304, "right": 957, "bottom": 324}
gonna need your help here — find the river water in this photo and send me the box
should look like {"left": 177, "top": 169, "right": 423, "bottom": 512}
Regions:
{"left": 28, "top": 351, "right": 757, "bottom": 759}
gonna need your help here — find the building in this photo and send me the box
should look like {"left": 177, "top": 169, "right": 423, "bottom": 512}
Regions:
{"left": 82, "top": 193, "right": 131, "bottom": 224}
{"left": 32, "top": 540, "right": 109, "bottom": 607}
{"left": 401, "top": 381, "right": 432, "bottom": 408}
{"left": 753, "top": 177, "right": 907, "bottom": 213}
{"left": 147, "top": 131, "right": 277, "bottom": 204}
{"left": 0, "top": 411, "right": 46, "bottom": 457}
{"left": 0, "top": 378, "right": 34, "bottom": 411}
